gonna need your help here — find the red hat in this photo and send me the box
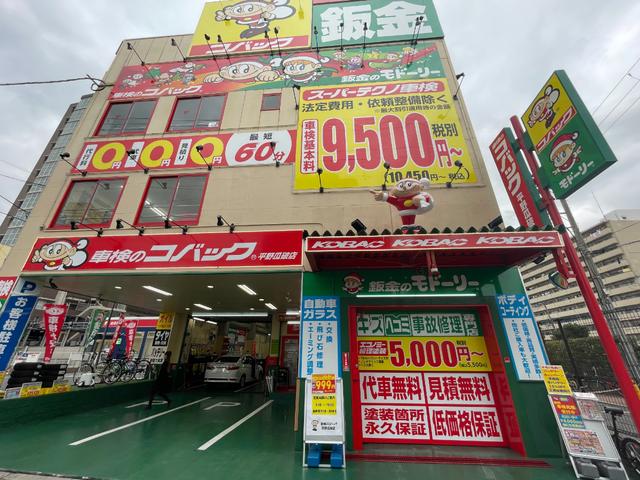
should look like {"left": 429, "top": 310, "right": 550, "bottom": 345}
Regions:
{"left": 344, "top": 272, "right": 363, "bottom": 282}
{"left": 551, "top": 132, "right": 578, "bottom": 153}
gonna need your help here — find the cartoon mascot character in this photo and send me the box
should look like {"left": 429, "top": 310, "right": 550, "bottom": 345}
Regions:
{"left": 370, "top": 178, "right": 434, "bottom": 227}
{"left": 271, "top": 55, "right": 332, "bottom": 85}
{"left": 550, "top": 132, "right": 582, "bottom": 174}
{"left": 215, "top": 0, "right": 295, "bottom": 39}
{"left": 31, "top": 239, "right": 88, "bottom": 271}
{"left": 527, "top": 85, "right": 560, "bottom": 129}
{"left": 203, "top": 60, "right": 281, "bottom": 84}
{"left": 343, "top": 273, "right": 364, "bottom": 294}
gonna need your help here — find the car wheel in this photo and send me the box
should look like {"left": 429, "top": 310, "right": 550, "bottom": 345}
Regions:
{"left": 239, "top": 375, "right": 246, "bottom": 388}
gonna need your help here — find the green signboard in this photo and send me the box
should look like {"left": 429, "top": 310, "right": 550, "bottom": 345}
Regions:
{"left": 522, "top": 70, "right": 617, "bottom": 199}
{"left": 313, "top": 0, "right": 444, "bottom": 48}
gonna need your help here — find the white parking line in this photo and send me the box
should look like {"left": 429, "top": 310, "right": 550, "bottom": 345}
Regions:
{"left": 197, "top": 400, "right": 274, "bottom": 451}
{"left": 125, "top": 400, "right": 167, "bottom": 408}
{"left": 70, "top": 397, "right": 211, "bottom": 446}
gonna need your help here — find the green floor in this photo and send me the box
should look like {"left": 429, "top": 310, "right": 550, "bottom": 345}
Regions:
{"left": 0, "top": 386, "right": 577, "bottom": 480}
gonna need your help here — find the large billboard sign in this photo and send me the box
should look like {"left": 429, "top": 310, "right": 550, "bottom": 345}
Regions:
{"left": 522, "top": 70, "right": 617, "bottom": 199}
{"left": 74, "top": 130, "right": 295, "bottom": 173}
{"left": 110, "top": 42, "right": 443, "bottom": 100}
{"left": 23, "top": 231, "right": 303, "bottom": 272}
{"left": 314, "top": 0, "right": 443, "bottom": 48}
{"left": 189, "top": 0, "right": 312, "bottom": 56}
{"left": 295, "top": 79, "right": 477, "bottom": 190}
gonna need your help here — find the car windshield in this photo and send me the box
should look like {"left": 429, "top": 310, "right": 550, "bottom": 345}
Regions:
{"left": 217, "top": 356, "right": 240, "bottom": 363}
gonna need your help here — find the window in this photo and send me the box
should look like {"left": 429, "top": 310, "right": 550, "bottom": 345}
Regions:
{"left": 168, "top": 96, "right": 225, "bottom": 131}
{"left": 52, "top": 179, "right": 126, "bottom": 228}
{"left": 97, "top": 100, "right": 155, "bottom": 135}
{"left": 137, "top": 175, "right": 207, "bottom": 225}
{"left": 261, "top": 93, "right": 281, "bottom": 111}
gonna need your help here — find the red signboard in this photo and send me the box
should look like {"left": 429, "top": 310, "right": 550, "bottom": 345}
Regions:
{"left": 23, "top": 231, "right": 303, "bottom": 272}
{"left": 489, "top": 129, "right": 545, "bottom": 228}
{"left": 43, "top": 304, "right": 68, "bottom": 362}
{"left": 0, "top": 277, "right": 16, "bottom": 300}
{"left": 124, "top": 320, "right": 138, "bottom": 358}
{"left": 108, "top": 313, "right": 126, "bottom": 357}
{"left": 75, "top": 130, "right": 295, "bottom": 174}
{"left": 306, "top": 231, "right": 563, "bottom": 253}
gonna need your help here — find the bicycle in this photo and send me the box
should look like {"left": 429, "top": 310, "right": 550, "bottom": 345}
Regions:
{"left": 605, "top": 406, "right": 640, "bottom": 476}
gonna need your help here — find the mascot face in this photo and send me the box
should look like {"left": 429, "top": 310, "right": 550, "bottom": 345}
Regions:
{"left": 391, "top": 178, "right": 426, "bottom": 198}
{"left": 40, "top": 241, "right": 76, "bottom": 264}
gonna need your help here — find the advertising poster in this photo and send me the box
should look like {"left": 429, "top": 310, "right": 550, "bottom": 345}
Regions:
{"left": 574, "top": 392, "right": 603, "bottom": 422}
{"left": 314, "top": 0, "right": 443, "bottom": 48}
{"left": 0, "top": 277, "right": 16, "bottom": 311}
{"left": 295, "top": 79, "right": 478, "bottom": 190}
{"left": 541, "top": 365, "right": 572, "bottom": 395}
{"left": 74, "top": 130, "right": 295, "bottom": 174}
{"left": 496, "top": 294, "right": 547, "bottom": 381}
{"left": 522, "top": 70, "right": 616, "bottom": 199}
{"left": 0, "top": 295, "right": 38, "bottom": 371}
{"left": 189, "top": 0, "right": 311, "bottom": 56}
{"left": 24, "top": 231, "right": 303, "bottom": 273}
{"left": 311, "top": 374, "right": 337, "bottom": 416}
{"left": 304, "top": 376, "right": 344, "bottom": 441}
{"left": 43, "top": 304, "right": 68, "bottom": 362}
{"left": 564, "top": 429, "right": 606, "bottom": 457}
{"left": 550, "top": 394, "right": 585, "bottom": 429}
{"left": 111, "top": 42, "right": 444, "bottom": 100}
{"left": 300, "top": 296, "right": 340, "bottom": 378}
{"left": 150, "top": 312, "right": 174, "bottom": 364}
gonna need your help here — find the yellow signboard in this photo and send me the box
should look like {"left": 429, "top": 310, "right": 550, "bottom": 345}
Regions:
{"left": 19, "top": 382, "right": 43, "bottom": 398}
{"left": 541, "top": 365, "right": 573, "bottom": 395}
{"left": 295, "top": 79, "right": 477, "bottom": 190}
{"left": 521, "top": 72, "right": 575, "bottom": 152}
{"left": 357, "top": 336, "right": 491, "bottom": 372}
{"left": 156, "top": 312, "right": 175, "bottom": 331}
{"left": 189, "top": 0, "right": 311, "bottom": 57}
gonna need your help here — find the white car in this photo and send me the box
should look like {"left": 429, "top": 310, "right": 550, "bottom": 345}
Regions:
{"left": 204, "top": 355, "right": 263, "bottom": 387}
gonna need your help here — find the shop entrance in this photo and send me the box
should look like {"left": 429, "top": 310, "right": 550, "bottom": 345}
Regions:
{"left": 350, "top": 304, "right": 522, "bottom": 452}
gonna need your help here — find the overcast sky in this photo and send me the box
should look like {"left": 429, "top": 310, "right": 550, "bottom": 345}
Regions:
{"left": 0, "top": 0, "right": 639, "bottom": 230}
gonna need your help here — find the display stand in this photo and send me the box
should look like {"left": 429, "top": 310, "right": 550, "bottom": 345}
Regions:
{"left": 303, "top": 377, "right": 346, "bottom": 469}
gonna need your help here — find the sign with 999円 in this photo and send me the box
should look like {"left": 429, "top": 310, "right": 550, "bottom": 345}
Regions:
{"left": 75, "top": 130, "right": 295, "bottom": 173}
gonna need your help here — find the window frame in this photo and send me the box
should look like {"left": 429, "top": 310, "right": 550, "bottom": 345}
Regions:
{"left": 260, "top": 93, "right": 282, "bottom": 112}
{"left": 50, "top": 177, "right": 127, "bottom": 229}
{"left": 134, "top": 173, "right": 209, "bottom": 227}
{"left": 165, "top": 94, "right": 227, "bottom": 133}
{"left": 94, "top": 100, "right": 157, "bottom": 137}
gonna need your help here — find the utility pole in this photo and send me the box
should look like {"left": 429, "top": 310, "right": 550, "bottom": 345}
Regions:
{"left": 560, "top": 199, "right": 640, "bottom": 382}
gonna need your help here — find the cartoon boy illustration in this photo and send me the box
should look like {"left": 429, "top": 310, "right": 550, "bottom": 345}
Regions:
{"left": 527, "top": 85, "right": 560, "bottom": 129}
{"left": 271, "top": 55, "right": 334, "bottom": 85}
{"left": 203, "top": 60, "right": 281, "bottom": 84}
{"left": 343, "top": 273, "right": 364, "bottom": 294}
{"left": 31, "top": 239, "right": 89, "bottom": 271}
{"left": 550, "top": 132, "right": 582, "bottom": 174}
{"left": 120, "top": 73, "right": 145, "bottom": 88}
{"left": 370, "top": 178, "right": 434, "bottom": 227}
{"left": 168, "top": 62, "right": 206, "bottom": 85}
{"left": 215, "top": 0, "right": 295, "bottom": 39}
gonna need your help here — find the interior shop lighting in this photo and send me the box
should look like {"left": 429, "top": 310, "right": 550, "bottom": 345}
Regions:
{"left": 287, "top": 320, "right": 300, "bottom": 325}
{"left": 143, "top": 285, "right": 173, "bottom": 297}
{"left": 286, "top": 310, "right": 301, "bottom": 316}
{"left": 194, "top": 303, "right": 212, "bottom": 311}
{"left": 114, "top": 286, "right": 123, "bottom": 290}
{"left": 207, "top": 285, "right": 214, "bottom": 289}
{"left": 356, "top": 293, "right": 477, "bottom": 298}
{"left": 206, "top": 320, "right": 217, "bottom": 325}
{"left": 265, "top": 303, "right": 278, "bottom": 310}
{"left": 238, "top": 284, "right": 257, "bottom": 295}
{"left": 259, "top": 298, "right": 264, "bottom": 301}
{"left": 193, "top": 317, "right": 206, "bottom": 322}
{"left": 156, "top": 299, "right": 162, "bottom": 302}
{"left": 192, "top": 312, "right": 269, "bottom": 318}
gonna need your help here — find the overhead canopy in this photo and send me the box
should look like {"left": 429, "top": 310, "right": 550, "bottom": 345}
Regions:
{"left": 304, "top": 230, "right": 564, "bottom": 271}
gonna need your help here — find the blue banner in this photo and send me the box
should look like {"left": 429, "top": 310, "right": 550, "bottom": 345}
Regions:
{"left": 0, "top": 295, "right": 38, "bottom": 371}
{"left": 299, "top": 296, "right": 341, "bottom": 378}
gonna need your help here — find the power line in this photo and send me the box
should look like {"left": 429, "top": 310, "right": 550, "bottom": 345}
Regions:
{"left": 604, "top": 92, "right": 640, "bottom": 133}
{"left": 0, "top": 75, "right": 110, "bottom": 92}
{"left": 0, "top": 172, "right": 28, "bottom": 183}
{"left": 597, "top": 75, "right": 640, "bottom": 126}
{"left": 0, "top": 159, "right": 33, "bottom": 176}
{"left": 592, "top": 55, "right": 640, "bottom": 114}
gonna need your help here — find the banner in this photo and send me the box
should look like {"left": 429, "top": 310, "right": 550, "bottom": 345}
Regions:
{"left": 522, "top": 70, "right": 617, "bottom": 199}
{"left": 314, "top": 0, "right": 443, "bottom": 48}
{"left": 24, "top": 230, "right": 303, "bottom": 273}
{"left": 111, "top": 42, "right": 444, "bottom": 100}
{"left": 43, "top": 304, "right": 68, "bottom": 362}
{"left": 189, "top": 0, "right": 311, "bottom": 56}
{"left": 84, "top": 308, "right": 108, "bottom": 347}
{"left": 0, "top": 295, "right": 38, "bottom": 371}
{"left": 75, "top": 130, "right": 295, "bottom": 174}
{"left": 0, "top": 277, "right": 16, "bottom": 311}
{"left": 300, "top": 296, "right": 340, "bottom": 378}
{"left": 150, "top": 312, "right": 174, "bottom": 364}
{"left": 357, "top": 311, "right": 482, "bottom": 337}
{"left": 295, "top": 79, "right": 477, "bottom": 190}
{"left": 124, "top": 320, "right": 138, "bottom": 358}
{"left": 108, "top": 313, "right": 126, "bottom": 358}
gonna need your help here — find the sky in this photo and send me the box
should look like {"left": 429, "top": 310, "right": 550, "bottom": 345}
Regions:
{"left": 0, "top": 0, "right": 639, "bottom": 230}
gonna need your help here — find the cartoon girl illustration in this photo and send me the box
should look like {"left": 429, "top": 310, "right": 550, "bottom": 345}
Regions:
{"left": 203, "top": 60, "right": 281, "bottom": 83}
{"left": 272, "top": 55, "right": 334, "bottom": 85}
{"left": 215, "top": 0, "right": 295, "bottom": 39}
{"left": 31, "top": 239, "right": 89, "bottom": 271}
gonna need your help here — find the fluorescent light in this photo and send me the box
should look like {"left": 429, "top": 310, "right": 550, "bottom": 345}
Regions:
{"left": 143, "top": 285, "right": 172, "bottom": 297}
{"left": 185, "top": 307, "right": 190, "bottom": 311}
{"left": 286, "top": 310, "right": 300, "bottom": 316}
{"left": 193, "top": 317, "right": 206, "bottom": 322}
{"left": 156, "top": 298, "right": 162, "bottom": 302}
{"left": 287, "top": 320, "right": 300, "bottom": 325}
{"left": 250, "top": 308, "right": 255, "bottom": 311}
{"left": 238, "top": 284, "right": 257, "bottom": 295}
{"left": 265, "top": 303, "right": 277, "bottom": 310}
{"left": 192, "top": 312, "right": 269, "bottom": 318}
{"left": 356, "top": 293, "right": 477, "bottom": 298}
{"left": 207, "top": 285, "right": 214, "bottom": 289}
{"left": 114, "top": 286, "right": 123, "bottom": 290}
{"left": 194, "top": 303, "right": 212, "bottom": 310}
{"left": 206, "top": 320, "right": 217, "bottom": 325}
{"left": 259, "top": 298, "right": 264, "bottom": 301}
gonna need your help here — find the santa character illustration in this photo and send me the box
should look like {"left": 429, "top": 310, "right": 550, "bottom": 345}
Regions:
{"left": 550, "top": 132, "right": 582, "bottom": 174}
{"left": 370, "top": 178, "right": 434, "bottom": 226}
{"left": 343, "top": 273, "right": 364, "bottom": 294}
{"left": 31, "top": 239, "right": 88, "bottom": 271}
{"left": 215, "top": 0, "right": 295, "bottom": 39}
{"left": 203, "top": 60, "right": 280, "bottom": 84}
{"left": 527, "top": 84, "right": 560, "bottom": 129}
{"left": 271, "top": 55, "right": 333, "bottom": 85}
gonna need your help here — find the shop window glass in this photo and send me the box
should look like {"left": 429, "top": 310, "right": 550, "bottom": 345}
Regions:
{"left": 53, "top": 179, "right": 125, "bottom": 227}
{"left": 98, "top": 100, "right": 155, "bottom": 135}
{"left": 168, "top": 96, "right": 224, "bottom": 131}
{"left": 138, "top": 175, "right": 207, "bottom": 225}
{"left": 261, "top": 93, "right": 281, "bottom": 111}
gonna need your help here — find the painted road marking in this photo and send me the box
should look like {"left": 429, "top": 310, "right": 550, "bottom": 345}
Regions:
{"left": 197, "top": 400, "right": 274, "bottom": 451}
{"left": 125, "top": 400, "right": 167, "bottom": 408}
{"left": 204, "top": 401, "right": 241, "bottom": 411}
{"left": 70, "top": 397, "right": 211, "bottom": 446}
